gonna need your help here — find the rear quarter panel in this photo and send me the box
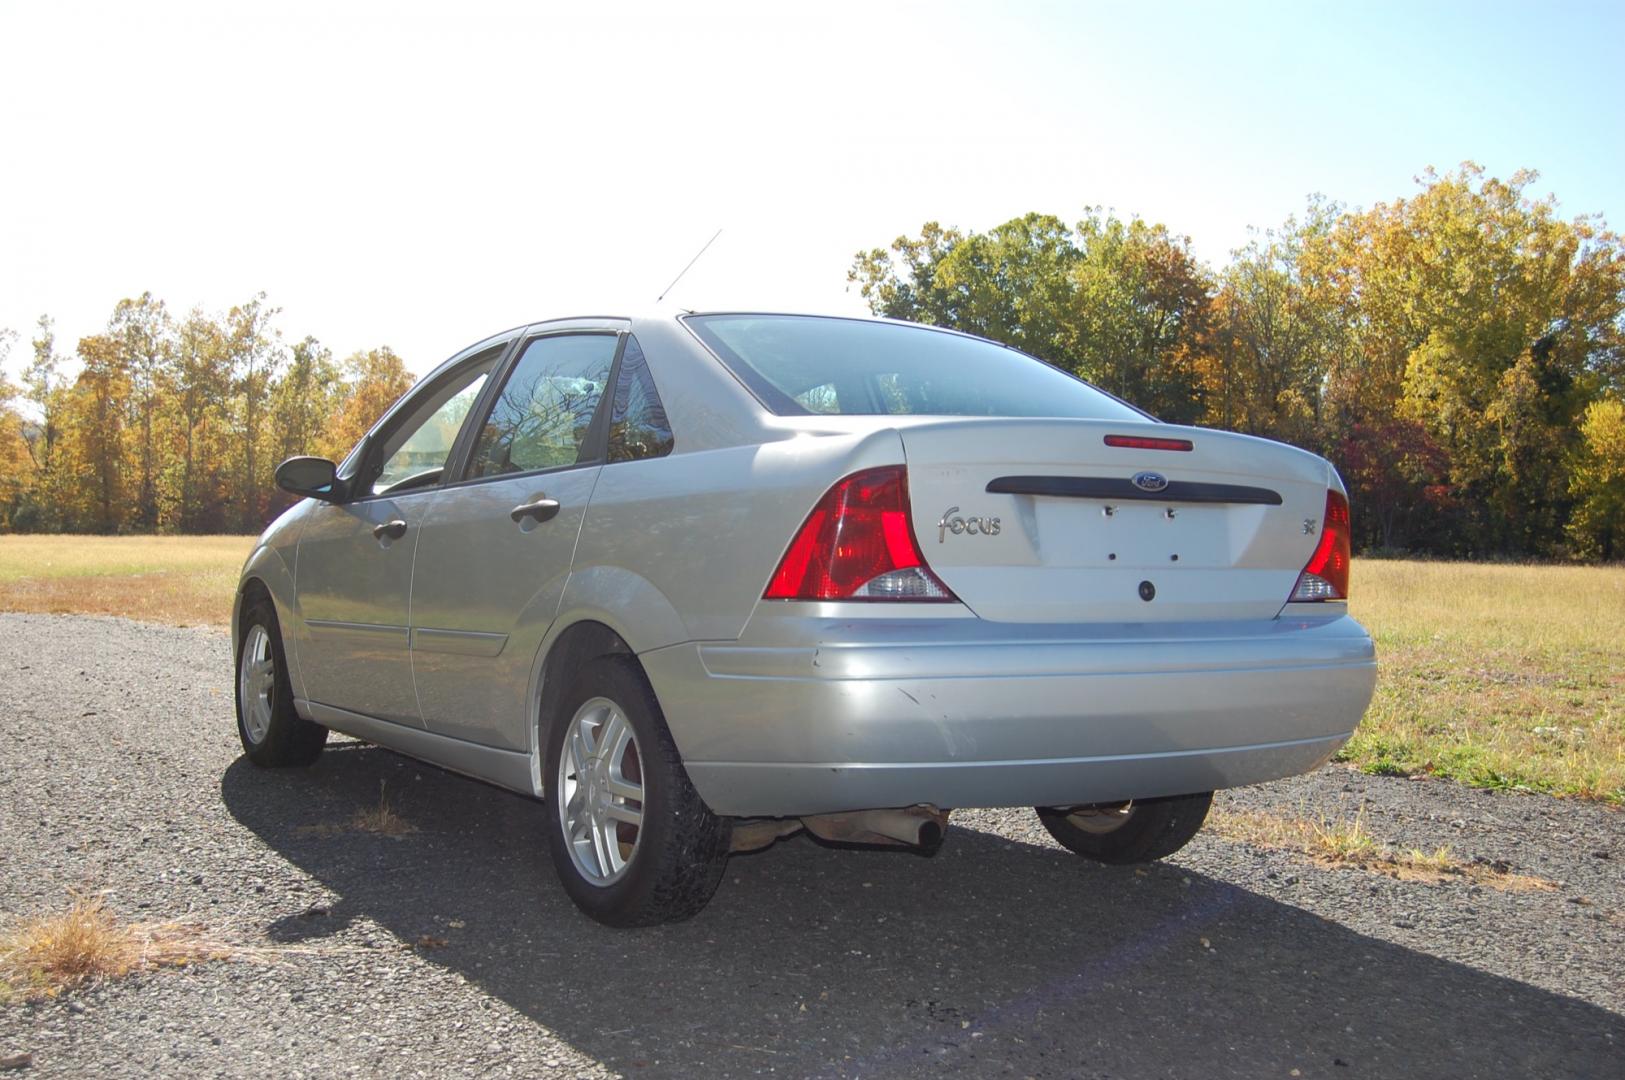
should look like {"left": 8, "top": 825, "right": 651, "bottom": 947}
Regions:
{"left": 570, "top": 428, "right": 908, "bottom": 647}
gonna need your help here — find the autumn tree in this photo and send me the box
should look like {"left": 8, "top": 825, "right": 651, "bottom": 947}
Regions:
{"left": 58, "top": 335, "right": 132, "bottom": 532}
{"left": 1567, "top": 397, "right": 1625, "bottom": 559}
{"left": 0, "top": 329, "right": 30, "bottom": 528}
{"left": 108, "top": 292, "right": 175, "bottom": 528}
{"left": 9, "top": 318, "right": 67, "bottom": 530}
{"left": 0, "top": 294, "right": 431, "bottom": 535}
{"left": 223, "top": 294, "right": 283, "bottom": 531}
{"left": 1199, "top": 205, "right": 1348, "bottom": 446}
{"left": 320, "top": 347, "right": 416, "bottom": 461}
{"left": 270, "top": 336, "right": 342, "bottom": 465}
{"left": 1326, "top": 165, "right": 1625, "bottom": 554}
{"left": 170, "top": 308, "right": 232, "bottom": 530}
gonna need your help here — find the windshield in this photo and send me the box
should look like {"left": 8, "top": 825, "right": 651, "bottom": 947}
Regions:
{"left": 684, "top": 314, "right": 1146, "bottom": 420}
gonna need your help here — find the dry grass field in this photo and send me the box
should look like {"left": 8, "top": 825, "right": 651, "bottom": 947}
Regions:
{"left": 0, "top": 535, "right": 1619, "bottom": 803}
{"left": 0, "top": 534, "right": 253, "bottom": 625}
{"left": 1346, "top": 560, "right": 1624, "bottom": 803}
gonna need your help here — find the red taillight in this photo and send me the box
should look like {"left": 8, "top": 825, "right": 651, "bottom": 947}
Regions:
{"left": 1291, "top": 489, "right": 1351, "bottom": 601}
{"left": 1104, "top": 434, "right": 1194, "bottom": 452}
{"left": 764, "top": 466, "right": 957, "bottom": 602}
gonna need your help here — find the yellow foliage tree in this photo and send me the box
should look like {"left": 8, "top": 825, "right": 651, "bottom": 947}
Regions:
{"left": 319, "top": 347, "right": 417, "bottom": 462}
{"left": 1568, "top": 397, "right": 1625, "bottom": 559}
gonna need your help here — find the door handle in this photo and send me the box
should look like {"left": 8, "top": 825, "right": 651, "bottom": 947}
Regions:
{"left": 372, "top": 519, "right": 407, "bottom": 541}
{"left": 510, "top": 498, "right": 561, "bottom": 525}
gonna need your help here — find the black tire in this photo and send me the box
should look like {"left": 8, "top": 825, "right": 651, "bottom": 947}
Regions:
{"left": 235, "top": 596, "right": 327, "bottom": 767}
{"left": 1036, "top": 792, "right": 1213, "bottom": 864}
{"left": 543, "top": 656, "right": 730, "bottom": 927}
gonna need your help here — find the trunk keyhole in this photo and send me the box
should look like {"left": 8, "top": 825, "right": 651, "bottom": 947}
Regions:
{"left": 1138, "top": 580, "right": 1156, "bottom": 602}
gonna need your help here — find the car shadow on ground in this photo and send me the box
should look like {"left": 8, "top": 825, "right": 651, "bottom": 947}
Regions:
{"left": 221, "top": 742, "right": 1622, "bottom": 1078}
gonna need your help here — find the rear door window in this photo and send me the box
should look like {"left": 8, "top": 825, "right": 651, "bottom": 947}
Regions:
{"left": 467, "top": 334, "right": 618, "bottom": 477}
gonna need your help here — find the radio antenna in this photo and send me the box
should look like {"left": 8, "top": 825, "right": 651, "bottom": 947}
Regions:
{"left": 656, "top": 228, "right": 723, "bottom": 303}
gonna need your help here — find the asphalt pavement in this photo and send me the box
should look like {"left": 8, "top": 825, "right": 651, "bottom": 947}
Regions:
{"left": 1, "top": 613, "right": 1620, "bottom": 1078}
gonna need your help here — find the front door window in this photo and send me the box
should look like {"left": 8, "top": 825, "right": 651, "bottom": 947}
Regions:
{"left": 365, "top": 343, "right": 504, "bottom": 495}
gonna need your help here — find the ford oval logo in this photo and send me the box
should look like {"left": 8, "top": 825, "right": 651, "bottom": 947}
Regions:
{"left": 1131, "top": 470, "right": 1169, "bottom": 493}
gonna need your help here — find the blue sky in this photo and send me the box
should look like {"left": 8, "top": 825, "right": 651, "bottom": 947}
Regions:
{"left": 1, "top": 0, "right": 1620, "bottom": 375}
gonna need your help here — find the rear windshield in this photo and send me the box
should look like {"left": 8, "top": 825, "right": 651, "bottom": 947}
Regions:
{"left": 684, "top": 314, "right": 1146, "bottom": 420}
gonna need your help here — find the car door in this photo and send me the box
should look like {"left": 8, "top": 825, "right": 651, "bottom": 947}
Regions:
{"left": 409, "top": 327, "right": 622, "bottom": 749}
{"left": 293, "top": 342, "right": 506, "bottom": 725}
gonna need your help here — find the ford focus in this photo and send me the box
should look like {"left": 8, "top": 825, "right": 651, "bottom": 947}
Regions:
{"left": 234, "top": 312, "right": 1377, "bottom": 926}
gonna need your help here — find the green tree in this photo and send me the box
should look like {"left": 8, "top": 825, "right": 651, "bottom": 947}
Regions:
{"left": 849, "top": 211, "right": 1212, "bottom": 421}
{"left": 1064, "top": 211, "right": 1210, "bottom": 422}
{"left": 848, "top": 221, "right": 965, "bottom": 324}
{"left": 930, "top": 213, "right": 1078, "bottom": 360}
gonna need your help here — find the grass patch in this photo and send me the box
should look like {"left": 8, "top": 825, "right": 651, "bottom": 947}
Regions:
{"left": 298, "top": 782, "right": 417, "bottom": 839}
{"left": 1344, "top": 561, "right": 1624, "bottom": 804}
{"left": 351, "top": 782, "right": 415, "bottom": 837}
{"left": 1208, "top": 806, "right": 1554, "bottom": 891}
{"left": 0, "top": 893, "right": 239, "bottom": 1003}
{"left": 0, "top": 534, "right": 253, "bottom": 625}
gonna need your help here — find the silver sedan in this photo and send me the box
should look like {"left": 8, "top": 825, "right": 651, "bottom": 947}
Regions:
{"left": 235, "top": 312, "right": 1376, "bottom": 926}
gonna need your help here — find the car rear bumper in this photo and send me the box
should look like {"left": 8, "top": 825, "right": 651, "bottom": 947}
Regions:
{"left": 638, "top": 606, "right": 1377, "bottom": 817}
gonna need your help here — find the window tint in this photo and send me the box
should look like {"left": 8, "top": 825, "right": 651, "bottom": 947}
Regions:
{"left": 685, "top": 314, "right": 1146, "bottom": 420}
{"left": 467, "top": 334, "right": 617, "bottom": 477}
{"left": 370, "top": 347, "right": 501, "bottom": 495}
{"left": 606, "top": 335, "right": 674, "bottom": 463}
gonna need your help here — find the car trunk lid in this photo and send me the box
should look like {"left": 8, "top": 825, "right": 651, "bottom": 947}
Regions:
{"left": 901, "top": 418, "right": 1333, "bottom": 623}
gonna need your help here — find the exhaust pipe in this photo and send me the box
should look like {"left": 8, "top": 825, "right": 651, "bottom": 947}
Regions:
{"left": 800, "top": 805, "right": 950, "bottom": 849}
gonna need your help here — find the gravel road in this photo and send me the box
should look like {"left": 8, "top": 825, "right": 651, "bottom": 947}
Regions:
{"left": 1, "top": 613, "right": 1620, "bottom": 1078}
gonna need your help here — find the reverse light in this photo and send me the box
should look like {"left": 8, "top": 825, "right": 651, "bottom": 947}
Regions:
{"left": 1104, "top": 434, "right": 1194, "bottom": 452}
{"left": 764, "top": 466, "right": 956, "bottom": 602}
{"left": 1290, "top": 489, "right": 1351, "bottom": 601}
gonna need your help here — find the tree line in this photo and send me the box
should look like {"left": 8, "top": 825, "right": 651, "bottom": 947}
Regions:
{"left": 0, "top": 294, "right": 415, "bottom": 533}
{"left": 2, "top": 164, "right": 1621, "bottom": 556}
{"left": 850, "top": 165, "right": 1625, "bottom": 561}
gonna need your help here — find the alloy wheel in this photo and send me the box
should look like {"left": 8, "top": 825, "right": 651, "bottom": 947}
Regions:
{"left": 556, "top": 696, "right": 645, "bottom": 885}
{"left": 238, "top": 624, "right": 276, "bottom": 745}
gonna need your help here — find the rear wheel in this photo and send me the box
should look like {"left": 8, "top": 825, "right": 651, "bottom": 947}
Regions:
{"left": 1036, "top": 792, "right": 1213, "bottom": 864}
{"left": 543, "top": 657, "right": 730, "bottom": 927}
{"left": 236, "top": 597, "right": 327, "bottom": 767}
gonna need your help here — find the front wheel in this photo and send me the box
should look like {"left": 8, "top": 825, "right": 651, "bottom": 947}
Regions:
{"left": 543, "top": 657, "right": 730, "bottom": 927}
{"left": 236, "top": 598, "right": 327, "bottom": 767}
{"left": 1036, "top": 792, "right": 1213, "bottom": 864}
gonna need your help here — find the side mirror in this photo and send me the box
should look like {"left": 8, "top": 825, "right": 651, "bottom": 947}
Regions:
{"left": 275, "top": 456, "right": 344, "bottom": 502}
